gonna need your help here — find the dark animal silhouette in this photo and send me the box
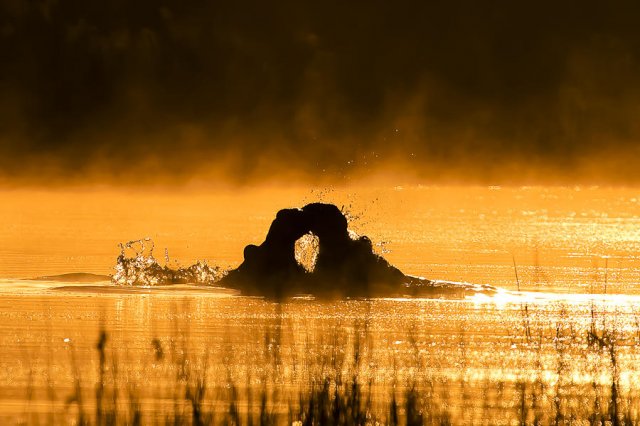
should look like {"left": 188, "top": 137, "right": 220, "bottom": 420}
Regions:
{"left": 220, "top": 203, "right": 430, "bottom": 299}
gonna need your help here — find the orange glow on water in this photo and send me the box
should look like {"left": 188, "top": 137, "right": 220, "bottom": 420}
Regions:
{"left": 2, "top": 185, "right": 640, "bottom": 293}
{"left": 3, "top": 185, "right": 640, "bottom": 422}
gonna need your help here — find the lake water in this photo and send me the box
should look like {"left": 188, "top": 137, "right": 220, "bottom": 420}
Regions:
{"left": 2, "top": 185, "right": 640, "bottom": 424}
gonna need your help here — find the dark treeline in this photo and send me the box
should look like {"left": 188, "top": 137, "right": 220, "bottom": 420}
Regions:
{"left": 2, "top": 1, "right": 640, "bottom": 184}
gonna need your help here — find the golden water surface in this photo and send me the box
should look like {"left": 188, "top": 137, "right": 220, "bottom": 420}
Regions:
{"left": 2, "top": 186, "right": 640, "bottom": 424}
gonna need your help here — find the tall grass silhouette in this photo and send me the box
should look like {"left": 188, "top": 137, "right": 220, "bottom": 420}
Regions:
{"left": 18, "top": 299, "right": 640, "bottom": 425}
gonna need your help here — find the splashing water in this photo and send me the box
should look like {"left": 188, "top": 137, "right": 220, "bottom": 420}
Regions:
{"left": 112, "top": 238, "right": 224, "bottom": 286}
{"left": 294, "top": 233, "right": 320, "bottom": 272}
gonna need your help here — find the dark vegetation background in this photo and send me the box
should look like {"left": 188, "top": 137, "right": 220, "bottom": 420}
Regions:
{"left": 1, "top": 0, "right": 639, "bottom": 185}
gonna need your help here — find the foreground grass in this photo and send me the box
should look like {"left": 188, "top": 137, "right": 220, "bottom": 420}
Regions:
{"left": 17, "top": 301, "right": 640, "bottom": 426}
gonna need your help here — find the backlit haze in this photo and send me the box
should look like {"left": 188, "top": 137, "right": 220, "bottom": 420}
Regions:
{"left": 1, "top": 0, "right": 640, "bottom": 187}
{"left": 6, "top": 4, "right": 640, "bottom": 423}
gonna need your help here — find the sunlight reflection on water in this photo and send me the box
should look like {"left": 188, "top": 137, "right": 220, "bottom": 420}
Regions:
{"left": 3, "top": 185, "right": 640, "bottom": 294}
{"left": 3, "top": 186, "right": 640, "bottom": 423}
{"left": 2, "top": 281, "right": 640, "bottom": 423}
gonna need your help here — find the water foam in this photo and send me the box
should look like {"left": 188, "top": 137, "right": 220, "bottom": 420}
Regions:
{"left": 112, "top": 238, "right": 224, "bottom": 286}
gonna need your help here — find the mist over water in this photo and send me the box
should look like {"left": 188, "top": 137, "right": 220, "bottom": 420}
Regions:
{"left": 2, "top": 1, "right": 640, "bottom": 186}
{"left": 3, "top": 0, "right": 640, "bottom": 421}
